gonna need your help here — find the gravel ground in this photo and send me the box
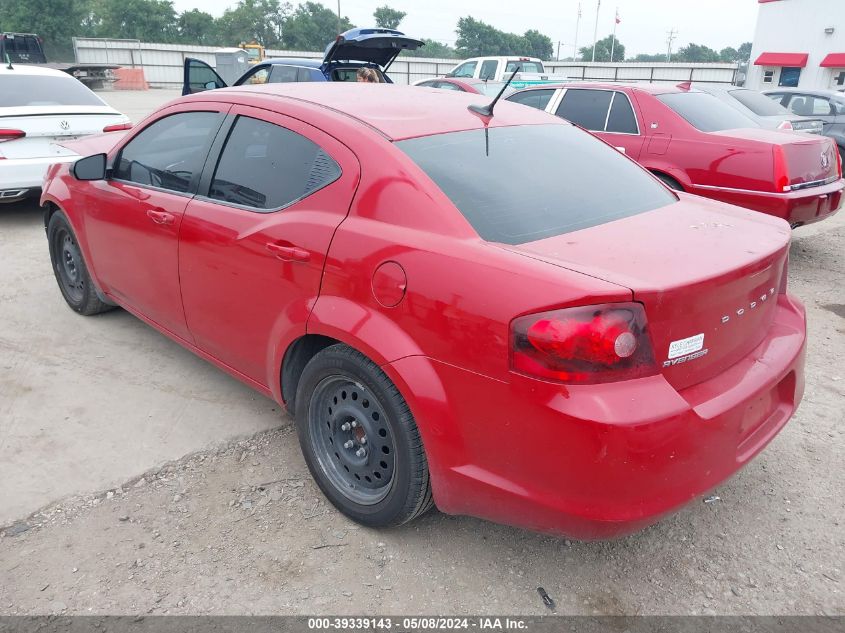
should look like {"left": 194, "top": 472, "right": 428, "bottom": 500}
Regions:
{"left": 1, "top": 211, "right": 843, "bottom": 616}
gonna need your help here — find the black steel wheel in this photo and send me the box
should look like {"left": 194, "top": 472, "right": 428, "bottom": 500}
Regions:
{"left": 295, "top": 343, "right": 434, "bottom": 527}
{"left": 47, "top": 210, "right": 113, "bottom": 315}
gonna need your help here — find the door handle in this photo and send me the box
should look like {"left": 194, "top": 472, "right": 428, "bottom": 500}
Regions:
{"left": 265, "top": 242, "right": 311, "bottom": 262}
{"left": 146, "top": 209, "right": 175, "bottom": 225}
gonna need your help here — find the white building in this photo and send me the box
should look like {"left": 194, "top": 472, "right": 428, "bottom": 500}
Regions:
{"left": 747, "top": 0, "right": 845, "bottom": 91}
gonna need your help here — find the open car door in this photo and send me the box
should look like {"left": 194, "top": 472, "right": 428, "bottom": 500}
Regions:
{"left": 182, "top": 58, "right": 228, "bottom": 96}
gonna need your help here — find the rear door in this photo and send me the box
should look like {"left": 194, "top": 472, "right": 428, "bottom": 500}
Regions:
{"left": 178, "top": 106, "right": 360, "bottom": 385}
{"left": 182, "top": 58, "right": 227, "bottom": 95}
{"left": 554, "top": 88, "right": 645, "bottom": 159}
{"left": 83, "top": 104, "right": 229, "bottom": 339}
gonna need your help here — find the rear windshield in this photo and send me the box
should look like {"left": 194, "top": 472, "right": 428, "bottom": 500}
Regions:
{"left": 0, "top": 75, "right": 104, "bottom": 107}
{"left": 658, "top": 92, "right": 759, "bottom": 132}
{"left": 728, "top": 89, "right": 788, "bottom": 116}
{"left": 396, "top": 124, "right": 675, "bottom": 245}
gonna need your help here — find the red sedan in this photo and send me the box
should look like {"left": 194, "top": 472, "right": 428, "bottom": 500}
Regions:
{"left": 507, "top": 82, "right": 844, "bottom": 227}
{"left": 41, "top": 84, "right": 806, "bottom": 538}
{"left": 414, "top": 76, "right": 514, "bottom": 96}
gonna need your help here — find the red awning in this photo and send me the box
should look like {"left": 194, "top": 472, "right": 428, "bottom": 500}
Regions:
{"left": 754, "top": 52, "right": 809, "bottom": 67}
{"left": 820, "top": 53, "right": 845, "bottom": 68}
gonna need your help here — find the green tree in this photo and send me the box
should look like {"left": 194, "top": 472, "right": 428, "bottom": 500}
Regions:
{"left": 456, "top": 17, "right": 553, "bottom": 58}
{"left": 521, "top": 29, "right": 553, "bottom": 60}
{"left": 281, "top": 1, "right": 353, "bottom": 50}
{"left": 633, "top": 52, "right": 667, "bottom": 62}
{"left": 412, "top": 38, "right": 458, "bottom": 59}
{"left": 578, "top": 35, "right": 625, "bottom": 62}
{"left": 373, "top": 5, "right": 405, "bottom": 30}
{"left": 0, "top": 0, "right": 92, "bottom": 60}
{"left": 177, "top": 9, "right": 218, "bottom": 45}
{"left": 94, "top": 0, "right": 179, "bottom": 42}
{"left": 216, "top": 0, "right": 290, "bottom": 47}
{"left": 737, "top": 41, "right": 752, "bottom": 62}
{"left": 718, "top": 46, "right": 739, "bottom": 62}
{"left": 674, "top": 42, "right": 720, "bottom": 63}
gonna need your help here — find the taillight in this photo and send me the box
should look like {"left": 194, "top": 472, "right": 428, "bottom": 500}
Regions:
{"left": 0, "top": 129, "right": 26, "bottom": 143}
{"left": 835, "top": 146, "right": 843, "bottom": 179}
{"left": 511, "top": 303, "right": 658, "bottom": 384}
{"left": 103, "top": 122, "right": 133, "bottom": 133}
{"left": 777, "top": 120, "right": 794, "bottom": 131}
{"left": 773, "top": 145, "right": 791, "bottom": 192}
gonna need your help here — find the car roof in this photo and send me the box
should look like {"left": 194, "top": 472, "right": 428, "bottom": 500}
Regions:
{"left": 185, "top": 83, "right": 560, "bottom": 141}
{"left": 263, "top": 58, "right": 322, "bottom": 68}
{"left": 511, "top": 81, "right": 687, "bottom": 95}
{"left": 0, "top": 63, "right": 73, "bottom": 78}
{"left": 764, "top": 87, "right": 844, "bottom": 98}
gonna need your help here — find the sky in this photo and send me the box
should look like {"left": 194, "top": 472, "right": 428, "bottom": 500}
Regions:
{"left": 169, "top": 0, "right": 761, "bottom": 58}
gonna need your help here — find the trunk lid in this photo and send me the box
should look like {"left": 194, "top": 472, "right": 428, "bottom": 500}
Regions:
{"left": 322, "top": 27, "right": 423, "bottom": 69}
{"left": 712, "top": 127, "right": 839, "bottom": 189}
{"left": 499, "top": 196, "right": 791, "bottom": 391}
{"left": 0, "top": 108, "right": 127, "bottom": 159}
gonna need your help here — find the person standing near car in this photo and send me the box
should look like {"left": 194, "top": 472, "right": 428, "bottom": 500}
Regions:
{"left": 356, "top": 68, "right": 380, "bottom": 83}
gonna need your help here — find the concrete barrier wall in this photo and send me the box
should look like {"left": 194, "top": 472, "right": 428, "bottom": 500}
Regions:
{"left": 73, "top": 38, "right": 739, "bottom": 89}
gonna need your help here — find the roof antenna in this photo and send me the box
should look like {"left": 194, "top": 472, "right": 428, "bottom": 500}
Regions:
{"left": 468, "top": 68, "right": 518, "bottom": 117}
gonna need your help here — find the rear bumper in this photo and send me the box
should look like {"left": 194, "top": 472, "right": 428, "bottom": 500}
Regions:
{"left": 387, "top": 294, "right": 806, "bottom": 539}
{"left": 0, "top": 155, "right": 78, "bottom": 201}
{"left": 690, "top": 178, "right": 844, "bottom": 226}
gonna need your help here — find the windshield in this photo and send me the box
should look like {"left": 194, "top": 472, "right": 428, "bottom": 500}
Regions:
{"left": 658, "top": 92, "right": 759, "bottom": 132}
{"left": 396, "top": 124, "right": 676, "bottom": 245}
{"left": 0, "top": 74, "right": 104, "bottom": 107}
{"left": 728, "top": 89, "right": 789, "bottom": 116}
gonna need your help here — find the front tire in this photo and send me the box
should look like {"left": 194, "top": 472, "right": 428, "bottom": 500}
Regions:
{"left": 47, "top": 210, "right": 113, "bottom": 316}
{"left": 295, "top": 344, "right": 434, "bottom": 527}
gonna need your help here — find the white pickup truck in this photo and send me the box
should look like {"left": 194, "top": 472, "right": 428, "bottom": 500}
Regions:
{"left": 445, "top": 56, "right": 574, "bottom": 89}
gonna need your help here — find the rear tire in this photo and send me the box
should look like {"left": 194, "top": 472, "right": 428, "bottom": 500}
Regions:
{"left": 295, "top": 343, "right": 434, "bottom": 527}
{"left": 653, "top": 172, "right": 683, "bottom": 191}
{"left": 47, "top": 211, "right": 113, "bottom": 316}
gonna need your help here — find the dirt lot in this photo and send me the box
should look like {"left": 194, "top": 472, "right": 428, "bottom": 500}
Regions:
{"left": 0, "top": 91, "right": 844, "bottom": 616}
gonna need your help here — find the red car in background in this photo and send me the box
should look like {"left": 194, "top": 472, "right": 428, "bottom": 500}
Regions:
{"left": 413, "top": 76, "right": 515, "bottom": 96}
{"left": 41, "top": 84, "right": 806, "bottom": 538}
{"left": 507, "top": 83, "right": 844, "bottom": 227}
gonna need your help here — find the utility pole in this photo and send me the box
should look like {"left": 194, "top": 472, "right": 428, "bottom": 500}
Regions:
{"left": 337, "top": 0, "right": 342, "bottom": 34}
{"left": 557, "top": 41, "right": 561, "bottom": 61}
{"left": 666, "top": 28, "right": 678, "bottom": 62}
{"left": 591, "top": 0, "right": 601, "bottom": 63}
{"left": 573, "top": 2, "right": 582, "bottom": 60}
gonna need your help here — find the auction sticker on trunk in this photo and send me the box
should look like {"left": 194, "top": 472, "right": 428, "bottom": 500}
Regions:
{"left": 668, "top": 333, "right": 705, "bottom": 359}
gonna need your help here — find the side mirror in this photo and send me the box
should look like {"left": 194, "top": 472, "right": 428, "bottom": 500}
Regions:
{"left": 72, "top": 153, "right": 107, "bottom": 181}
{"left": 444, "top": 72, "right": 455, "bottom": 78}
{"left": 204, "top": 81, "right": 218, "bottom": 90}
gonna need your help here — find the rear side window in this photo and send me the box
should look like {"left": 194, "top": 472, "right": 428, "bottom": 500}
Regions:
{"left": 506, "top": 61, "right": 543, "bottom": 73}
{"left": 606, "top": 93, "right": 638, "bottom": 133}
{"left": 479, "top": 60, "right": 498, "bottom": 80}
{"left": 507, "top": 89, "right": 555, "bottom": 111}
{"left": 270, "top": 65, "right": 299, "bottom": 83}
{"left": 657, "top": 92, "right": 759, "bottom": 132}
{"left": 114, "top": 111, "right": 223, "bottom": 193}
{"left": 209, "top": 116, "right": 340, "bottom": 211}
{"left": 0, "top": 75, "right": 103, "bottom": 107}
{"left": 556, "top": 89, "right": 613, "bottom": 131}
{"left": 397, "top": 124, "right": 675, "bottom": 245}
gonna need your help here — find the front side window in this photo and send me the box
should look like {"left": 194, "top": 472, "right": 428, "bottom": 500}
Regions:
{"left": 243, "top": 67, "right": 271, "bottom": 85}
{"left": 397, "top": 124, "right": 675, "bottom": 245}
{"left": 657, "top": 92, "right": 759, "bottom": 132}
{"left": 506, "top": 89, "right": 555, "bottom": 111}
{"left": 114, "top": 111, "right": 224, "bottom": 193}
{"left": 556, "top": 89, "right": 613, "bottom": 131}
{"left": 208, "top": 116, "right": 341, "bottom": 210}
{"left": 479, "top": 60, "right": 498, "bottom": 80}
{"left": 452, "top": 62, "right": 477, "bottom": 78}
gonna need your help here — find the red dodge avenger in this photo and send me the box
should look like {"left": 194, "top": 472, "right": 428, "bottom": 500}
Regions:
{"left": 42, "top": 83, "right": 807, "bottom": 538}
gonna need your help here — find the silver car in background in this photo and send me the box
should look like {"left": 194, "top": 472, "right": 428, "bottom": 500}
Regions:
{"left": 694, "top": 84, "right": 824, "bottom": 134}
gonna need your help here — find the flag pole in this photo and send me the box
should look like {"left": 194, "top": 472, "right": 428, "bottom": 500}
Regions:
{"left": 573, "top": 2, "right": 582, "bottom": 60}
{"left": 591, "top": 0, "right": 601, "bottom": 63}
{"left": 610, "top": 7, "right": 618, "bottom": 62}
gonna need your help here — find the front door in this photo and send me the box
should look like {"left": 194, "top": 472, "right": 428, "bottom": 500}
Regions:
{"left": 83, "top": 105, "right": 228, "bottom": 340}
{"left": 178, "top": 106, "right": 360, "bottom": 386}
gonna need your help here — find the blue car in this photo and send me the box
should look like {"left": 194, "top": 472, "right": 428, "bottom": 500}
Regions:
{"left": 182, "top": 28, "right": 423, "bottom": 95}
